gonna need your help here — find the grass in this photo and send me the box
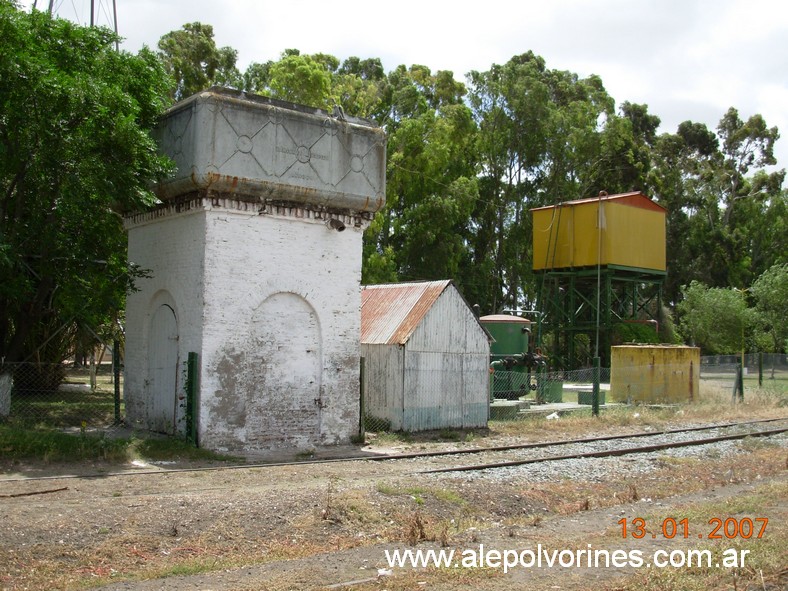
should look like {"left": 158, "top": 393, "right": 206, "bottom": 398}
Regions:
{"left": 0, "top": 424, "right": 237, "bottom": 465}
{"left": 2, "top": 365, "right": 239, "bottom": 466}
{"left": 375, "top": 482, "right": 467, "bottom": 507}
{"left": 0, "top": 424, "right": 129, "bottom": 463}
{"left": 4, "top": 442, "right": 785, "bottom": 591}
{"left": 599, "top": 481, "right": 788, "bottom": 591}
{"left": 490, "top": 379, "right": 788, "bottom": 440}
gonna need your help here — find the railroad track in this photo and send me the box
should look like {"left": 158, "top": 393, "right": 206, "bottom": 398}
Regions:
{"left": 419, "top": 418, "right": 788, "bottom": 474}
{"left": 3, "top": 417, "right": 786, "bottom": 483}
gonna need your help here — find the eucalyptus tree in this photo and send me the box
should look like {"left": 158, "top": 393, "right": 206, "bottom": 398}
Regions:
{"left": 750, "top": 264, "right": 788, "bottom": 355}
{"left": 0, "top": 2, "right": 172, "bottom": 370}
{"left": 362, "top": 65, "right": 479, "bottom": 287}
{"left": 647, "top": 121, "right": 719, "bottom": 304}
{"left": 243, "top": 51, "right": 388, "bottom": 120}
{"left": 157, "top": 21, "right": 241, "bottom": 101}
{"left": 677, "top": 281, "right": 751, "bottom": 354}
{"left": 648, "top": 110, "right": 784, "bottom": 296}
{"left": 466, "top": 52, "right": 622, "bottom": 312}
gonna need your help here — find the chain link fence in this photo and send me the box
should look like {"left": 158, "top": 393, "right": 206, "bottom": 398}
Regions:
{"left": 0, "top": 362, "right": 124, "bottom": 432}
{"left": 700, "top": 353, "right": 788, "bottom": 381}
{"left": 361, "top": 353, "right": 787, "bottom": 431}
{"left": 4, "top": 353, "right": 785, "bottom": 437}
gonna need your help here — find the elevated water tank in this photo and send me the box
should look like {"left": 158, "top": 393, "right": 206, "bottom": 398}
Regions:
{"left": 532, "top": 191, "right": 666, "bottom": 272}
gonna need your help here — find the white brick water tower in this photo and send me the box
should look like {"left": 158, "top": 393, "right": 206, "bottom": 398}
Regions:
{"left": 123, "top": 88, "right": 386, "bottom": 453}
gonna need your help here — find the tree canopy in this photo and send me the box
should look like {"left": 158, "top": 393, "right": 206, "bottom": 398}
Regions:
{"left": 0, "top": 2, "right": 172, "bottom": 364}
{"left": 5, "top": 8, "right": 786, "bottom": 370}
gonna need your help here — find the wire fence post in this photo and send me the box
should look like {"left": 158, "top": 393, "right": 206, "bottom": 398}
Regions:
{"left": 592, "top": 356, "right": 601, "bottom": 416}
{"left": 113, "top": 340, "right": 121, "bottom": 424}
{"left": 358, "top": 356, "right": 366, "bottom": 439}
{"left": 758, "top": 351, "right": 763, "bottom": 387}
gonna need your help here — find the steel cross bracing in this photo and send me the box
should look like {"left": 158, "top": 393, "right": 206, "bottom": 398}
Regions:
{"left": 536, "top": 266, "right": 664, "bottom": 369}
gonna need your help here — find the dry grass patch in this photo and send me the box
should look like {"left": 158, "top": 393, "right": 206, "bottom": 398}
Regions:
{"left": 491, "top": 380, "right": 787, "bottom": 442}
{"left": 598, "top": 481, "right": 788, "bottom": 591}
{"left": 334, "top": 565, "right": 503, "bottom": 591}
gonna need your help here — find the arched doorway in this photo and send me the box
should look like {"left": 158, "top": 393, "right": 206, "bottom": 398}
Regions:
{"left": 147, "top": 304, "right": 179, "bottom": 434}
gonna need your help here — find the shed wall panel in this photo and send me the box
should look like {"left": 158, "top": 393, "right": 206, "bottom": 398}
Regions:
{"left": 361, "top": 343, "right": 404, "bottom": 431}
{"left": 408, "top": 288, "right": 489, "bottom": 355}
{"left": 402, "top": 351, "right": 489, "bottom": 431}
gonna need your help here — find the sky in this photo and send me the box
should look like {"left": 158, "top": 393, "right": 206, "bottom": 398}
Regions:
{"left": 22, "top": 0, "right": 788, "bottom": 172}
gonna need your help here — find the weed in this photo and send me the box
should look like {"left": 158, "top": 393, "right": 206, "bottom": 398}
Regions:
{"left": 321, "top": 483, "right": 333, "bottom": 521}
{"left": 405, "top": 511, "right": 427, "bottom": 545}
{"left": 438, "top": 429, "right": 461, "bottom": 441}
{"left": 129, "top": 437, "right": 238, "bottom": 463}
{"left": 294, "top": 449, "right": 315, "bottom": 461}
{"left": 0, "top": 424, "right": 128, "bottom": 463}
{"left": 438, "top": 521, "right": 450, "bottom": 547}
{"left": 432, "top": 488, "right": 467, "bottom": 506}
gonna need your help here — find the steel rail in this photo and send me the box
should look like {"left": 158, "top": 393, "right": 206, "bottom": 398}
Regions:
{"left": 420, "top": 426, "right": 788, "bottom": 474}
{"left": 1, "top": 418, "right": 785, "bottom": 483}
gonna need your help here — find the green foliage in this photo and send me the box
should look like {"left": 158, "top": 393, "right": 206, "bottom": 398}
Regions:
{"left": 750, "top": 264, "right": 788, "bottom": 353}
{"left": 649, "top": 107, "right": 785, "bottom": 302}
{"left": 0, "top": 4, "right": 172, "bottom": 364}
{"left": 0, "top": 424, "right": 129, "bottom": 462}
{"left": 157, "top": 22, "right": 241, "bottom": 100}
{"left": 612, "top": 322, "right": 660, "bottom": 345}
{"left": 267, "top": 52, "right": 333, "bottom": 109}
{"left": 232, "top": 49, "right": 390, "bottom": 119}
{"left": 0, "top": 424, "right": 236, "bottom": 463}
{"left": 362, "top": 64, "right": 479, "bottom": 289}
{"left": 677, "top": 281, "right": 751, "bottom": 354}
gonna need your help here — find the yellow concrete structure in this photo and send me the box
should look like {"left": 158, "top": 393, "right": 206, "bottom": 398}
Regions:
{"left": 532, "top": 192, "right": 666, "bottom": 272}
{"left": 610, "top": 345, "right": 700, "bottom": 403}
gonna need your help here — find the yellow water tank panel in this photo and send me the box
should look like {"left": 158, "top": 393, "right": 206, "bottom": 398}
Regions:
{"left": 532, "top": 192, "right": 666, "bottom": 272}
{"left": 610, "top": 345, "right": 700, "bottom": 404}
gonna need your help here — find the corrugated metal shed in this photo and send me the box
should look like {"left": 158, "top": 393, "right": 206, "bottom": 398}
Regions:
{"left": 361, "top": 280, "right": 452, "bottom": 345}
{"left": 360, "top": 280, "right": 491, "bottom": 432}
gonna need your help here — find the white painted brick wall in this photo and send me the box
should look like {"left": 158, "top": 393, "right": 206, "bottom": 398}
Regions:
{"left": 199, "top": 205, "right": 363, "bottom": 453}
{"left": 124, "top": 209, "right": 206, "bottom": 431}
{"left": 125, "top": 201, "right": 363, "bottom": 454}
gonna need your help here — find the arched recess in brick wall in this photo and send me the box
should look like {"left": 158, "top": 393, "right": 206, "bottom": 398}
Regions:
{"left": 246, "top": 292, "right": 323, "bottom": 449}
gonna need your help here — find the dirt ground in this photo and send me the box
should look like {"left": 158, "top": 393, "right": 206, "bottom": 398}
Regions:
{"left": 2, "top": 409, "right": 787, "bottom": 591}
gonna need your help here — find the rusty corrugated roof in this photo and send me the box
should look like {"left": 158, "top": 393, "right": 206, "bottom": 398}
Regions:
{"left": 361, "top": 280, "right": 452, "bottom": 345}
